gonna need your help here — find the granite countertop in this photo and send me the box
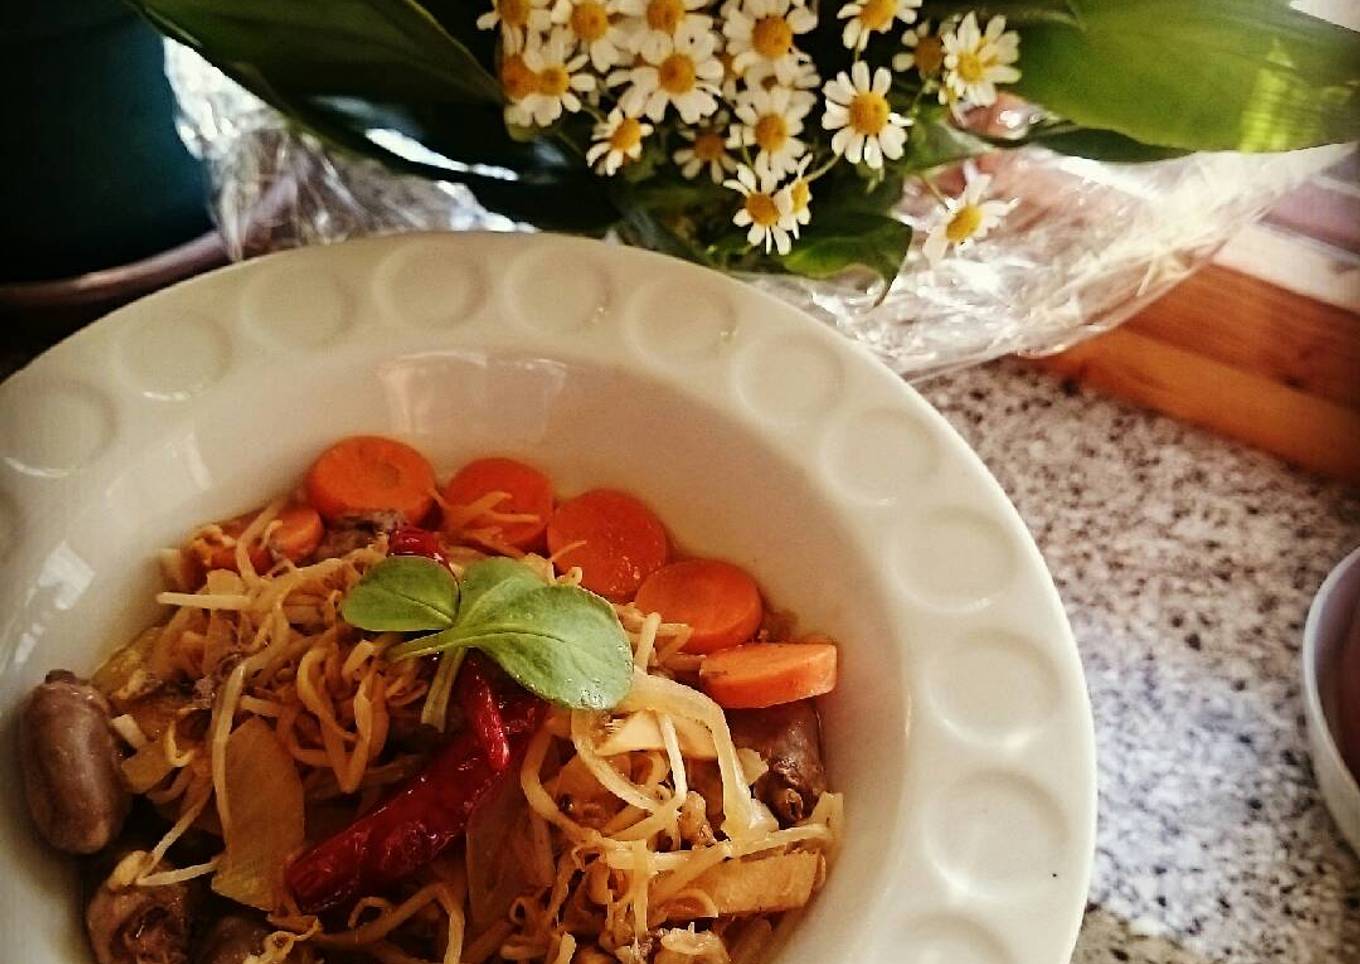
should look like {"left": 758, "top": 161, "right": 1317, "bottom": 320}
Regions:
{"left": 920, "top": 361, "right": 1360, "bottom": 963}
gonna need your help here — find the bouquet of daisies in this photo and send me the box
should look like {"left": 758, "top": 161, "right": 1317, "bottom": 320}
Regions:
{"left": 131, "top": 0, "right": 1358, "bottom": 286}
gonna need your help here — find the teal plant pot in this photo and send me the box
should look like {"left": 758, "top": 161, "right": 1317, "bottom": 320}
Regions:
{"left": 1, "top": 0, "right": 212, "bottom": 282}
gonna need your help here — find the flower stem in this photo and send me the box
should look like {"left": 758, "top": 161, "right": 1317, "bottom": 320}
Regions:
{"left": 806, "top": 154, "right": 840, "bottom": 183}
{"left": 918, "top": 174, "right": 950, "bottom": 208}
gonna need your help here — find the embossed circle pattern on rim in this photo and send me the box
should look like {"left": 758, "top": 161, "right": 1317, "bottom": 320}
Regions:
{"left": 239, "top": 262, "right": 354, "bottom": 348}
{"left": 627, "top": 280, "right": 740, "bottom": 366}
{"left": 0, "top": 380, "right": 117, "bottom": 478}
{"left": 374, "top": 240, "right": 487, "bottom": 328}
{"left": 924, "top": 628, "right": 1063, "bottom": 745}
{"left": 117, "top": 309, "right": 231, "bottom": 401}
{"left": 733, "top": 333, "right": 846, "bottom": 426}
{"left": 896, "top": 915, "right": 1015, "bottom": 964}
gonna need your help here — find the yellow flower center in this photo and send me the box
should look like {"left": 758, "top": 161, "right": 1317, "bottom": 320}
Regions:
{"left": 571, "top": 1, "right": 610, "bottom": 41}
{"left": 693, "top": 131, "right": 726, "bottom": 162}
{"left": 790, "top": 178, "right": 810, "bottom": 213}
{"left": 857, "top": 0, "right": 897, "bottom": 32}
{"left": 848, "top": 92, "right": 890, "bottom": 135}
{"left": 658, "top": 53, "right": 697, "bottom": 93}
{"left": 956, "top": 50, "right": 987, "bottom": 83}
{"left": 914, "top": 35, "right": 944, "bottom": 76}
{"left": 752, "top": 15, "right": 794, "bottom": 59}
{"left": 745, "top": 192, "right": 780, "bottom": 228}
{"left": 500, "top": 53, "right": 538, "bottom": 102}
{"left": 537, "top": 64, "right": 571, "bottom": 97}
{"left": 610, "top": 117, "right": 645, "bottom": 153}
{"left": 946, "top": 203, "right": 984, "bottom": 243}
{"left": 646, "top": 0, "right": 685, "bottom": 33}
{"left": 499, "top": 0, "right": 533, "bottom": 29}
{"left": 753, "top": 113, "right": 789, "bottom": 154}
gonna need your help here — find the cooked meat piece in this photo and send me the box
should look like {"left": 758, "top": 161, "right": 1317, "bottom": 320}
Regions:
{"left": 193, "top": 915, "right": 272, "bottom": 964}
{"left": 677, "top": 791, "right": 716, "bottom": 847}
{"left": 726, "top": 700, "right": 827, "bottom": 826}
{"left": 86, "top": 868, "right": 192, "bottom": 964}
{"left": 20, "top": 670, "right": 131, "bottom": 854}
{"left": 313, "top": 510, "right": 405, "bottom": 560}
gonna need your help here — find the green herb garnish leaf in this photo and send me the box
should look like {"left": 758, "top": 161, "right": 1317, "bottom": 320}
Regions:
{"left": 346, "top": 556, "right": 633, "bottom": 710}
{"left": 341, "top": 556, "right": 460, "bottom": 631}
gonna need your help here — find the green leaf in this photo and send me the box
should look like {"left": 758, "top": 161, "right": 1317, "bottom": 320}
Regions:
{"left": 450, "top": 585, "right": 633, "bottom": 710}
{"left": 921, "top": 0, "right": 1078, "bottom": 26}
{"left": 455, "top": 557, "right": 549, "bottom": 625}
{"left": 1027, "top": 127, "right": 1191, "bottom": 162}
{"left": 128, "top": 0, "right": 621, "bottom": 232}
{"left": 897, "top": 117, "right": 992, "bottom": 173}
{"left": 129, "top": 0, "right": 499, "bottom": 103}
{"left": 780, "top": 212, "right": 913, "bottom": 288}
{"left": 341, "top": 556, "right": 460, "bottom": 632}
{"left": 387, "top": 559, "right": 634, "bottom": 710}
{"left": 1015, "top": 0, "right": 1360, "bottom": 151}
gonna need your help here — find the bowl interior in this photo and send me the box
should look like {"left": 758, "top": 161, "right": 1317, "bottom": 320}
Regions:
{"left": 1304, "top": 546, "right": 1360, "bottom": 854}
{"left": 0, "top": 233, "right": 1094, "bottom": 964}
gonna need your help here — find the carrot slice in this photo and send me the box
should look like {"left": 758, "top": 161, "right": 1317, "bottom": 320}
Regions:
{"left": 305, "top": 436, "right": 436, "bottom": 525}
{"left": 635, "top": 559, "right": 763, "bottom": 654}
{"left": 442, "top": 457, "right": 554, "bottom": 552}
{"left": 546, "top": 489, "right": 668, "bottom": 602}
{"left": 207, "top": 503, "right": 324, "bottom": 573}
{"left": 699, "top": 643, "right": 838, "bottom": 709}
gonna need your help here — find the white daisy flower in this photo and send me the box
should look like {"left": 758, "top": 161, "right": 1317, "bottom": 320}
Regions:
{"left": 719, "top": 50, "right": 743, "bottom": 100}
{"left": 821, "top": 61, "right": 911, "bottom": 169}
{"left": 674, "top": 118, "right": 738, "bottom": 182}
{"left": 730, "top": 84, "right": 815, "bottom": 178}
{"left": 836, "top": 0, "right": 920, "bottom": 52}
{"left": 922, "top": 172, "right": 1016, "bottom": 265}
{"left": 586, "top": 109, "right": 654, "bottom": 175}
{"left": 477, "top": 0, "right": 553, "bottom": 49}
{"left": 499, "top": 50, "right": 541, "bottom": 121}
{"left": 552, "top": 0, "right": 630, "bottom": 70}
{"left": 941, "top": 12, "right": 1020, "bottom": 108}
{"left": 611, "top": 27, "right": 722, "bottom": 123}
{"left": 617, "top": 0, "right": 711, "bottom": 62}
{"left": 723, "top": 0, "right": 817, "bottom": 87}
{"left": 784, "top": 154, "right": 813, "bottom": 234}
{"left": 508, "top": 28, "right": 597, "bottom": 127}
{"left": 892, "top": 19, "right": 944, "bottom": 76}
{"left": 724, "top": 164, "right": 798, "bottom": 255}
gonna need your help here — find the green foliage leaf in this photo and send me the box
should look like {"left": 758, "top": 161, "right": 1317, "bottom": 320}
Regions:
{"left": 127, "top": 0, "right": 619, "bottom": 232}
{"left": 454, "top": 558, "right": 549, "bottom": 626}
{"left": 380, "top": 558, "right": 633, "bottom": 710}
{"left": 921, "top": 0, "right": 1078, "bottom": 26}
{"left": 341, "top": 556, "right": 460, "bottom": 632}
{"left": 1015, "top": 0, "right": 1360, "bottom": 151}
{"left": 130, "top": 0, "right": 499, "bottom": 103}
{"left": 780, "top": 212, "right": 913, "bottom": 287}
{"left": 898, "top": 116, "right": 992, "bottom": 172}
{"left": 1026, "top": 126, "right": 1191, "bottom": 162}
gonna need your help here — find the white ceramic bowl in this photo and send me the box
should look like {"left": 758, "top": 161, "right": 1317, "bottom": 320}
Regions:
{"left": 1303, "top": 547, "right": 1360, "bottom": 856}
{"left": 0, "top": 233, "right": 1095, "bottom": 964}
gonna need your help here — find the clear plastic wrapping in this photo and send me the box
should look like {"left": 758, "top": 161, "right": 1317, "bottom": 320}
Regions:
{"left": 166, "top": 42, "right": 1343, "bottom": 380}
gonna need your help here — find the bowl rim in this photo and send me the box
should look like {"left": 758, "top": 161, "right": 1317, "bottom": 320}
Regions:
{"left": 1302, "top": 546, "right": 1360, "bottom": 802}
{"left": 0, "top": 231, "right": 1097, "bottom": 963}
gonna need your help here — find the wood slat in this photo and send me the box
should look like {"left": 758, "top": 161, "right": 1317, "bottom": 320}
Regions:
{"left": 1120, "top": 265, "right": 1360, "bottom": 408}
{"left": 1031, "top": 327, "right": 1360, "bottom": 483}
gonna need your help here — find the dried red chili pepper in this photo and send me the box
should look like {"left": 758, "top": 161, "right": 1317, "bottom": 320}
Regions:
{"left": 285, "top": 676, "right": 542, "bottom": 912}
{"left": 388, "top": 526, "right": 449, "bottom": 567}
{"left": 456, "top": 653, "right": 512, "bottom": 772}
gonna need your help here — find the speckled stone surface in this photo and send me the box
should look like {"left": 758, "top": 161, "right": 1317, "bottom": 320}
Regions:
{"left": 919, "top": 361, "right": 1360, "bottom": 964}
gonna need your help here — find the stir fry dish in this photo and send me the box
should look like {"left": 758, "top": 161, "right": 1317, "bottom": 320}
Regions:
{"left": 19, "top": 437, "right": 842, "bottom": 964}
